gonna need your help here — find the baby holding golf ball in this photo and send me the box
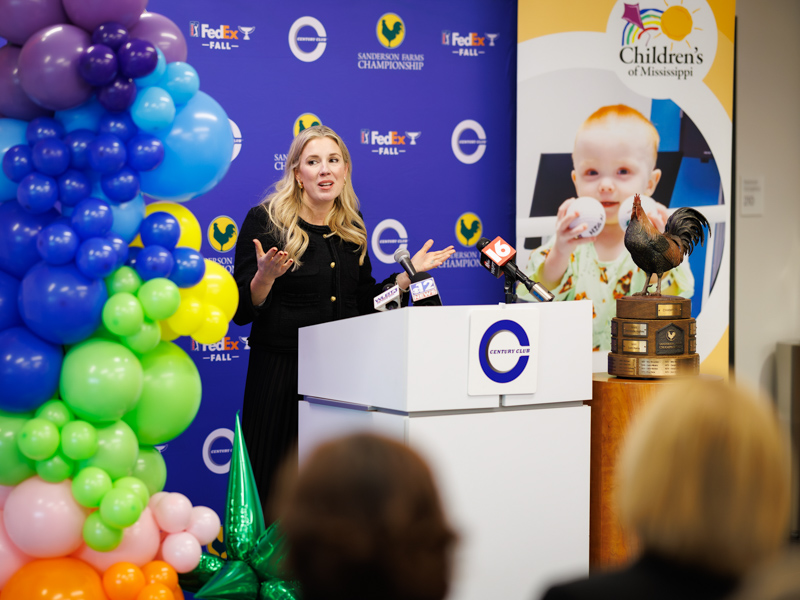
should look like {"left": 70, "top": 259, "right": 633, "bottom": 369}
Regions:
{"left": 519, "top": 105, "right": 694, "bottom": 352}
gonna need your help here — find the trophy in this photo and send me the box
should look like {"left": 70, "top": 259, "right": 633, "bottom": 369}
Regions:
{"left": 608, "top": 194, "right": 710, "bottom": 379}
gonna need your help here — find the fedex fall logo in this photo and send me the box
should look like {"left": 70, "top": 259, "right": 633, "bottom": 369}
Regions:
{"left": 190, "top": 21, "right": 254, "bottom": 51}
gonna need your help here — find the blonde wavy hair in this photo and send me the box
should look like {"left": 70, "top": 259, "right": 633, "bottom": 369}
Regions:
{"left": 259, "top": 125, "right": 367, "bottom": 269}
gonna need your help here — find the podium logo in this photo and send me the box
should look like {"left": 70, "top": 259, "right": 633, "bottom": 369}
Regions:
{"left": 294, "top": 113, "right": 321, "bottom": 137}
{"left": 289, "top": 16, "right": 327, "bottom": 62}
{"left": 371, "top": 218, "right": 408, "bottom": 264}
{"left": 208, "top": 216, "right": 238, "bottom": 252}
{"left": 377, "top": 13, "right": 405, "bottom": 48}
{"left": 456, "top": 212, "right": 482, "bottom": 247}
{"left": 478, "top": 320, "right": 531, "bottom": 383}
{"left": 202, "top": 428, "right": 234, "bottom": 474}
{"left": 451, "top": 119, "right": 487, "bottom": 164}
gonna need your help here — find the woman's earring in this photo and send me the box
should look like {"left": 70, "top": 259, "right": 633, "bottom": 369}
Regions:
{"left": 297, "top": 180, "right": 303, "bottom": 189}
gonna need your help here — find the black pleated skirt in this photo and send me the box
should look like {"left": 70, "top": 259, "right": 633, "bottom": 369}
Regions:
{"left": 241, "top": 346, "right": 301, "bottom": 513}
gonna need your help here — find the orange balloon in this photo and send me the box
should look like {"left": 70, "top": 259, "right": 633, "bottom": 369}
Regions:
{"left": 136, "top": 582, "right": 175, "bottom": 600}
{"left": 142, "top": 560, "right": 178, "bottom": 590}
{"left": 103, "top": 561, "right": 146, "bottom": 600}
{"left": 0, "top": 557, "right": 108, "bottom": 599}
{"left": 173, "top": 587, "right": 185, "bottom": 600}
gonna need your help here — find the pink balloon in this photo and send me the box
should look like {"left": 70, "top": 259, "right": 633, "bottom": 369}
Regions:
{"left": 148, "top": 490, "right": 168, "bottom": 509}
{"left": 74, "top": 506, "right": 160, "bottom": 571}
{"left": 0, "top": 0, "right": 68, "bottom": 46}
{"left": 3, "top": 477, "right": 89, "bottom": 557}
{"left": 62, "top": 0, "right": 148, "bottom": 33}
{"left": 186, "top": 506, "right": 221, "bottom": 546}
{"left": 128, "top": 12, "right": 188, "bottom": 63}
{"left": 0, "top": 45, "right": 53, "bottom": 121}
{"left": 0, "top": 485, "right": 14, "bottom": 509}
{"left": 18, "top": 24, "right": 93, "bottom": 111}
{"left": 0, "top": 509, "right": 33, "bottom": 588}
{"left": 161, "top": 531, "right": 201, "bottom": 573}
{"left": 152, "top": 492, "right": 192, "bottom": 533}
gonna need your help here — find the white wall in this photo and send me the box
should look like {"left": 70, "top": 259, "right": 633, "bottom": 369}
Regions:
{"left": 734, "top": 0, "right": 800, "bottom": 392}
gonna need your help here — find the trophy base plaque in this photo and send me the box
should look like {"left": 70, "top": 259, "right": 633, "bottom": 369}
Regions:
{"left": 608, "top": 295, "right": 698, "bottom": 379}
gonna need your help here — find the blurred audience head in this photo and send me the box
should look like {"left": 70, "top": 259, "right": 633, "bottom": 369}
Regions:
{"left": 277, "top": 433, "right": 457, "bottom": 600}
{"left": 617, "top": 377, "right": 790, "bottom": 575}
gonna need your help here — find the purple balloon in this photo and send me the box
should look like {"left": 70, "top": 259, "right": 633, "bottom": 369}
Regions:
{"left": 92, "top": 22, "right": 129, "bottom": 51}
{"left": 128, "top": 12, "right": 188, "bottom": 63}
{"left": 0, "top": 269, "right": 21, "bottom": 331}
{"left": 118, "top": 38, "right": 158, "bottom": 79}
{"left": 2, "top": 144, "right": 33, "bottom": 183}
{"left": 0, "top": 201, "right": 59, "bottom": 278}
{"left": 78, "top": 44, "right": 119, "bottom": 87}
{"left": 0, "top": 326, "right": 63, "bottom": 413}
{"left": 0, "top": 0, "right": 68, "bottom": 46}
{"left": 96, "top": 75, "right": 137, "bottom": 113}
{"left": 17, "top": 172, "right": 59, "bottom": 214}
{"left": 62, "top": 0, "right": 147, "bottom": 33}
{"left": 0, "top": 45, "right": 52, "bottom": 121}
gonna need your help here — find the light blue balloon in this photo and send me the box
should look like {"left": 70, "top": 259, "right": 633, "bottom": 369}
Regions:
{"left": 109, "top": 194, "right": 145, "bottom": 243}
{"left": 138, "top": 91, "right": 233, "bottom": 203}
{"left": 158, "top": 62, "right": 200, "bottom": 106}
{"left": 135, "top": 48, "right": 167, "bottom": 88}
{"left": 0, "top": 119, "right": 29, "bottom": 203}
{"left": 130, "top": 87, "right": 176, "bottom": 133}
{"left": 54, "top": 97, "right": 106, "bottom": 134}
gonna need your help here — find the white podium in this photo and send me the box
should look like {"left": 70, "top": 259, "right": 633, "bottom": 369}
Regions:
{"left": 298, "top": 302, "right": 592, "bottom": 600}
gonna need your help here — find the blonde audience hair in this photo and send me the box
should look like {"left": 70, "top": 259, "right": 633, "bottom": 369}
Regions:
{"left": 616, "top": 377, "right": 790, "bottom": 575}
{"left": 575, "top": 104, "right": 660, "bottom": 168}
{"left": 259, "top": 125, "right": 367, "bottom": 269}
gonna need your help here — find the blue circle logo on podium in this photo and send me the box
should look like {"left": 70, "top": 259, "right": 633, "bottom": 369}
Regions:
{"left": 452, "top": 120, "right": 487, "bottom": 164}
{"left": 289, "top": 16, "right": 328, "bottom": 62}
{"left": 479, "top": 320, "right": 530, "bottom": 383}
{"left": 376, "top": 13, "right": 405, "bottom": 48}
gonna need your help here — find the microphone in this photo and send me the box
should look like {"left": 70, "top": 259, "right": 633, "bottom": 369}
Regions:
{"left": 477, "top": 236, "right": 554, "bottom": 302}
{"left": 374, "top": 284, "right": 402, "bottom": 311}
{"left": 393, "top": 248, "right": 417, "bottom": 278}
{"left": 394, "top": 248, "right": 442, "bottom": 306}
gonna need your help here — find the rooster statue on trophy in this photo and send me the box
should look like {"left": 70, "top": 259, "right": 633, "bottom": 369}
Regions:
{"left": 608, "top": 194, "right": 710, "bottom": 378}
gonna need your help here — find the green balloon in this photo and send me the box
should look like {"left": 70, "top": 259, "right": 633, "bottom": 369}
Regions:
{"left": 18, "top": 417, "right": 60, "bottom": 461}
{"left": 100, "top": 487, "right": 143, "bottom": 529}
{"left": 259, "top": 579, "right": 301, "bottom": 600}
{"left": 137, "top": 278, "right": 181, "bottom": 321}
{"left": 123, "top": 341, "right": 201, "bottom": 445}
{"left": 60, "top": 338, "right": 143, "bottom": 423}
{"left": 251, "top": 521, "right": 290, "bottom": 582}
{"left": 121, "top": 319, "right": 162, "bottom": 354}
{"left": 131, "top": 446, "right": 167, "bottom": 495}
{"left": 102, "top": 292, "right": 145, "bottom": 336}
{"left": 0, "top": 413, "right": 36, "bottom": 485}
{"left": 36, "top": 449, "right": 75, "bottom": 482}
{"left": 114, "top": 475, "right": 150, "bottom": 508}
{"left": 60, "top": 420, "right": 99, "bottom": 461}
{"left": 106, "top": 266, "right": 143, "bottom": 296}
{"left": 72, "top": 465, "right": 113, "bottom": 508}
{"left": 83, "top": 510, "right": 124, "bottom": 551}
{"left": 179, "top": 553, "right": 225, "bottom": 594}
{"left": 35, "top": 400, "right": 74, "bottom": 429}
{"left": 78, "top": 420, "right": 139, "bottom": 480}
{"left": 195, "top": 560, "right": 259, "bottom": 600}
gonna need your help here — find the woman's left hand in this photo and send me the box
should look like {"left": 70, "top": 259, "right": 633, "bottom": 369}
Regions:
{"left": 411, "top": 239, "right": 455, "bottom": 272}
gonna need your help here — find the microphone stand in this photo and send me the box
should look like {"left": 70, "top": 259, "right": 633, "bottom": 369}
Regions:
{"left": 504, "top": 273, "right": 518, "bottom": 304}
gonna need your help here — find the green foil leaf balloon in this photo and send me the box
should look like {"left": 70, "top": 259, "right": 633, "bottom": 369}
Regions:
{"left": 178, "top": 552, "right": 224, "bottom": 593}
{"left": 195, "top": 560, "right": 259, "bottom": 600}
{"left": 251, "top": 521, "right": 290, "bottom": 581}
{"left": 259, "top": 579, "right": 302, "bottom": 600}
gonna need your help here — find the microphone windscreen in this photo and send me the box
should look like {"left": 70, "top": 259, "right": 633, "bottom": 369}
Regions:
{"left": 393, "top": 248, "right": 411, "bottom": 262}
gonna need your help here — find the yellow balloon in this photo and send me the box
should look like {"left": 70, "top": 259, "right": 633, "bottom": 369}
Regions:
{"left": 202, "top": 260, "right": 238, "bottom": 320}
{"left": 180, "top": 278, "right": 208, "bottom": 303}
{"left": 159, "top": 318, "right": 180, "bottom": 342}
{"left": 191, "top": 305, "right": 229, "bottom": 345}
{"left": 166, "top": 294, "right": 204, "bottom": 336}
{"left": 130, "top": 202, "right": 203, "bottom": 250}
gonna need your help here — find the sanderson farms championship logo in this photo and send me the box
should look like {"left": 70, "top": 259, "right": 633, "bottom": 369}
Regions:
{"left": 607, "top": 0, "right": 717, "bottom": 97}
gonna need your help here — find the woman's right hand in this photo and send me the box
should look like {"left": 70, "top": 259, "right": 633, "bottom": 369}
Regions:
{"left": 250, "top": 239, "right": 293, "bottom": 305}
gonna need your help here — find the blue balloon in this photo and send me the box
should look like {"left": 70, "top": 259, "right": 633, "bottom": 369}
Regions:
{"left": 0, "top": 118, "right": 29, "bottom": 202}
{"left": 88, "top": 133, "right": 127, "bottom": 174}
{"left": 159, "top": 62, "right": 200, "bottom": 106}
{"left": 169, "top": 247, "right": 205, "bottom": 288}
{"left": 37, "top": 221, "right": 79, "bottom": 265}
{"left": 125, "top": 245, "right": 141, "bottom": 268}
{"left": 26, "top": 117, "right": 65, "bottom": 145}
{"left": 63, "top": 129, "right": 96, "bottom": 170}
{"left": 140, "top": 212, "right": 180, "bottom": 250}
{"left": 18, "top": 262, "right": 107, "bottom": 345}
{"left": 58, "top": 169, "right": 91, "bottom": 207}
{"left": 92, "top": 22, "right": 129, "bottom": 51}
{"left": 99, "top": 112, "right": 138, "bottom": 143}
{"left": 17, "top": 172, "right": 59, "bottom": 214}
{"left": 0, "top": 327, "right": 63, "bottom": 413}
{"left": 109, "top": 193, "right": 145, "bottom": 243}
{"left": 126, "top": 134, "right": 164, "bottom": 172}
{"left": 105, "top": 233, "right": 129, "bottom": 269}
{"left": 55, "top": 97, "right": 106, "bottom": 134}
{"left": 31, "top": 138, "right": 70, "bottom": 177}
{"left": 70, "top": 197, "right": 113, "bottom": 240}
{"left": 2, "top": 144, "right": 34, "bottom": 183}
{"left": 101, "top": 166, "right": 140, "bottom": 203}
{"left": 139, "top": 92, "right": 234, "bottom": 203}
{"left": 130, "top": 86, "right": 176, "bottom": 133}
{"left": 0, "top": 202, "right": 59, "bottom": 278}
{"left": 135, "top": 47, "right": 166, "bottom": 88}
{"left": 0, "top": 269, "right": 21, "bottom": 331}
{"left": 75, "top": 237, "right": 118, "bottom": 279}
{"left": 134, "top": 245, "right": 174, "bottom": 280}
